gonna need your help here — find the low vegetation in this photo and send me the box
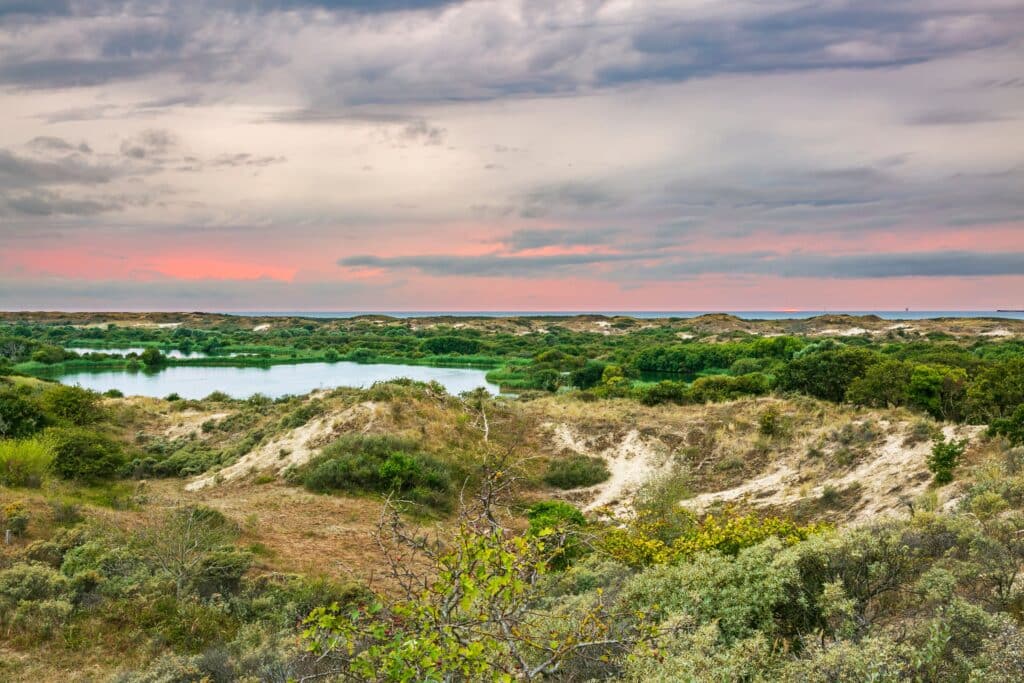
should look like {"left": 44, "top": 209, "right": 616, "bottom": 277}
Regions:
{"left": 1, "top": 313, "right": 1023, "bottom": 681}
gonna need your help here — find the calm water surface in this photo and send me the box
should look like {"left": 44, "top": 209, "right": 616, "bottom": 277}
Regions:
{"left": 54, "top": 361, "right": 498, "bottom": 399}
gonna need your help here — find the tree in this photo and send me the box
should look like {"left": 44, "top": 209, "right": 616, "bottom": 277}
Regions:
{"left": 908, "top": 364, "right": 967, "bottom": 422}
{"left": 137, "top": 506, "right": 246, "bottom": 599}
{"left": 301, "top": 470, "right": 663, "bottom": 681}
{"left": 845, "top": 359, "right": 912, "bottom": 408}
{"left": 140, "top": 348, "right": 165, "bottom": 367}
{"left": 778, "top": 348, "right": 878, "bottom": 403}
{"left": 967, "top": 359, "right": 1024, "bottom": 421}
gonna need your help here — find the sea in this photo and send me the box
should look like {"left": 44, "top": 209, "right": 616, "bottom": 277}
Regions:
{"left": 224, "top": 311, "right": 1024, "bottom": 321}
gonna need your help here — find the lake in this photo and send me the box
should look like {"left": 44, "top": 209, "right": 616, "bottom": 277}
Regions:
{"left": 53, "top": 361, "right": 499, "bottom": 399}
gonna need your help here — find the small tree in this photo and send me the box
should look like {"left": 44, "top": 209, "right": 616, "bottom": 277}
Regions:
{"left": 928, "top": 437, "right": 967, "bottom": 485}
{"left": 140, "top": 348, "right": 165, "bottom": 367}
{"left": 301, "top": 466, "right": 664, "bottom": 681}
{"left": 137, "top": 505, "right": 245, "bottom": 599}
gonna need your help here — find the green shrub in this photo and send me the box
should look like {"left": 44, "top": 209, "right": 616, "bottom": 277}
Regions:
{"left": 40, "top": 384, "right": 103, "bottom": 425}
{"left": 0, "top": 387, "right": 47, "bottom": 438}
{"left": 419, "top": 336, "right": 482, "bottom": 355}
{"left": 3, "top": 501, "right": 30, "bottom": 536}
{"left": 687, "top": 373, "right": 770, "bottom": 403}
{"left": 46, "top": 426, "right": 126, "bottom": 481}
{"left": 758, "top": 406, "right": 783, "bottom": 436}
{"left": 989, "top": 404, "right": 1024, "bottom": 447}
{"left": 928, "top": 437, "right": 967, "bottom": 485}
{"left": 638, "top": 380, "right": 687, "bottom": 406}
{"left": 140, "top": 348, "right": 165, "bottom": 367}
{"left": 0, "top": 562, "right": 71, "bottom": 609}
{"left": 299, "top": 434, "right": 454, "bottom": 511}
{"left": 527, "top": 501, "right": 587, "bottom": 570}
{"left": 279, "top": 400, "right": 324, "bottom": 429}
{"left": 544, "top": 454, "right": 610, "bottom": 489}
{"left": 0, "top": 436, "right": 53, "bottom": 487}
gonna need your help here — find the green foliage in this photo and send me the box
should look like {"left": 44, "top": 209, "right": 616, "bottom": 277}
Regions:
{"left": 778, "top": 347, "right": 878, "bottom": 402}
{"left": 989, "top": 404, "right": 1024, "bottom": 446}
{"left": 928, "top": 437, "right": 966, "bottom": 484}
{"left": 527, "top": 501, "right": 587, "bottom": 569}
{"left": 0, "top": 386, "right": 47, "bottom": 437}
{"left": 845, "top": 358, "right": 912, "bottom": 408}
{"left": 419, "top": 335, "right": 482, "bottom": 355}
{"left": 543, "top": 454, "right": 610, "bottom": 489}
{"left": 758, "top": 405, "right": 784, "bottom": 436}
{"left": 298, "top": 434, "right": 454, "bottom": 511}
{"left": 638, "top": 380, "right": 687, "bottom": 405}
{"left": 3, "top": 501, "right": 30, "bottom": 536}
{"left": 570, "top": 361, "right": 607, "bottom": 389}
{"left": 140, "top": 347, "right": 165, "bottom": 367}
{"left": 278, "top": 399, "right": 324, "bottom": 429}
{"left": 687, "top": 373, "right": 770, "bottom": 403}
{"left": 40, "top": 384, "right": 103, "bottom": 425}
{"left": 0, "top": 561, "right": 72, "bottom": 639}
{"left": 46, "top": 426, "right": 126, "bottom": 481}
{"left": 31, "top": 345, "right": 68, "bottom": 364}
{"left": 302, "top": 501, "right": 655, "bottom": 682}
{"left": 908, "top": 364, "right": 967, "bottom": 421}
{"left": 0, "top": 436, "right": 53, "bottom": 487}
{"left": 967, "top": 358, "right": 1024, "bottom": 421}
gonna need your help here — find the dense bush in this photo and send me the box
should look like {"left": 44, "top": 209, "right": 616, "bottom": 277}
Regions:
{"left": 989, "top": 404, "right": 1024, "bottom": 446}
{"left": 0, "top": 386, "right": 47, "bottom": 438}
{"left": 298, "top": 434, "right": 454, "bottom": 511}
{"left": 46, "top": 426, "right": 126, "bottom": 481}
{"left": 40, "top": 384, "right": 103, "bottom": 425}
{"left": 419, "top": 336, "right": 482, "bottom": 355}
{"left": 778, "top": 348, "right": 877, "bottom": 402}
{"left": 544, "top": 454, "right": 610, "bottom": 489}
{"left": 687, "top": 373, "right": 770, "bottom": 403}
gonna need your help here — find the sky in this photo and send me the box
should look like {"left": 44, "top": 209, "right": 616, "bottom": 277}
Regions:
{"left": 0, "top": 0, "right": 1022, "bottom": 312}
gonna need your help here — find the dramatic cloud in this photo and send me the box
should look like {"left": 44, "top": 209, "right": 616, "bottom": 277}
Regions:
{"left": 1, "top": 0, "right": 1022, "bottom": 309}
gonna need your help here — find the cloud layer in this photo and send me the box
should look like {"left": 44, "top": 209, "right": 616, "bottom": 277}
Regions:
{"left": 1, "top": 1, "right": 1022, "bottom": 310}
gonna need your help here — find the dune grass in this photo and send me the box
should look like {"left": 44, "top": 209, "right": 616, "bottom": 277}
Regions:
{"left": 0, "top": 436, "right": 54, "bottom": 488}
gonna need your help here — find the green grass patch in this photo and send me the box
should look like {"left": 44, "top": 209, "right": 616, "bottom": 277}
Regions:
{"left": 544, "top": 454, "right": 611, "bottom": 489}
{"left": 0, "top": 436, "right": 54, "bottom": 487}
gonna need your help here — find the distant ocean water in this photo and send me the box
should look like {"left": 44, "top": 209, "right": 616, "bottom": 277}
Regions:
{"left": 224, "top": 310, "right": 1024, "bottom": 321}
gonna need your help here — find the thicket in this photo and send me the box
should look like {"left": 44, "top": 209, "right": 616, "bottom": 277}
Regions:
{"left": 291, "top": 434, "right": 456, "bottom": 512}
